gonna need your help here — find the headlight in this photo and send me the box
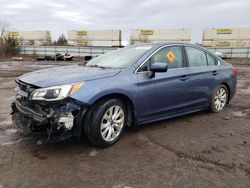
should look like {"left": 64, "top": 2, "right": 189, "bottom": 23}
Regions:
{"left": 30, "top": 82, "right": 84, "bottom": 101}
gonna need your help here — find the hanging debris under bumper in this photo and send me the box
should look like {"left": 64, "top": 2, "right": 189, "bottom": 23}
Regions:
{"left": 11, "top": 98, "right": 87, "bottom": 142}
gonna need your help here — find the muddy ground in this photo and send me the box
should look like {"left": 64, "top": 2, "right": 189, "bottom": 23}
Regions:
{"left": 0, "top": 60, "right": 249, "bottom": 188}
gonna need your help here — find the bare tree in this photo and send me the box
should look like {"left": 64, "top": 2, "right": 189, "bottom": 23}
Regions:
{"left": 0, "top": 20, "right": 9, "bottom": 57}
{"left": 28, "top": 39, "right": 35, "bottom": 45}
{"left": 53, "top": 34, "right": 68, "bottom": 46}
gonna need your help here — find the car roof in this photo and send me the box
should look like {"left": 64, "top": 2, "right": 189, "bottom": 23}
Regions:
{"left": 149, "top": 42, "right": 214, "bottom": 55}
{"left": 131, "top": 42, "right": 203, "bottom": 50}
{"left": 152, "top": 41, "right": 192, "bottom": 48}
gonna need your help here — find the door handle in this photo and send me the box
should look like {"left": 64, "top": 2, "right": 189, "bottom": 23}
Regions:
{"left": 179, "top": 75, "right": 188, "bottom": 81}
{"left": 212, "top": 71, "right": 218, "bottom": 76}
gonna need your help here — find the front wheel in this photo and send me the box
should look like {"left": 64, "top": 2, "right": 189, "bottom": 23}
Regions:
{"left": 84, "top": 98, "right": 127, "bottom": 148}
{"left": 210, "top": 85, "right": 228, "bottom": 113}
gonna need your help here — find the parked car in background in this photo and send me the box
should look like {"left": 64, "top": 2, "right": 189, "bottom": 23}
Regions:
{"left": 214, "top": 51, "right": 228, "bottom": 59}
{"left": 55, "top": 52, "right": 74, "bottom": 61}
{"left": 12, "top": 42, "right": 237, "bottom": 147}
{"left": 36, "top": 52, "right": 74, "bottom": 61}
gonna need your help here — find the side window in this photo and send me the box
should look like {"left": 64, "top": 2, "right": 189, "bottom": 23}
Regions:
{"left": 206, "top": 53, "right": 216, "bottom": 66}
{"left": 185, "top": 47, "right": 207, "bottom": 67}
{"left": 137, "top": 46, "right": 183, "bottom": 72}
{"left": 138, "top": 59, "right": 150, "bottom": 72}
{"left": 151, "top": 46, "right": 183, "bottom": 69}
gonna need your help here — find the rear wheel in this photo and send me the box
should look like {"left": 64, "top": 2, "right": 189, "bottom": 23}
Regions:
{"left": 210, "top": 85, "right": 228, "bottom": 113}
{"left": 84, "top": 98, "right": 127, "bottom": 148}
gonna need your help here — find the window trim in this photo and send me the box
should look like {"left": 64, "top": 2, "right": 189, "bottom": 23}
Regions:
{"left": 134, "top": 44, "right": 184, "bottom": 74}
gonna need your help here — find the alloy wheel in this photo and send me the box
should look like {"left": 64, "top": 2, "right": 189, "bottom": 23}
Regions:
{"left": 100, "top": 105, "right": 125, "bottom": 142}
{"left": 214, "top": 87, "right": 227, "bottom": 111}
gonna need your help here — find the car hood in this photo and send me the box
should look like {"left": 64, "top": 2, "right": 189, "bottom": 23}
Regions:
{"left": 18, "top": 65, "right": 121, "bottom": 87}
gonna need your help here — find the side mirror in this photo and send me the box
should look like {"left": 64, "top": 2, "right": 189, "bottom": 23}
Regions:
{"left": 148, "top": 62, "right": 168, "bottom": 78}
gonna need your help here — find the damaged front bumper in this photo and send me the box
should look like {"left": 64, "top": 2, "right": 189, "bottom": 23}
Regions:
{"left": 11, "top": 98, "right": 88, "bottom": 142}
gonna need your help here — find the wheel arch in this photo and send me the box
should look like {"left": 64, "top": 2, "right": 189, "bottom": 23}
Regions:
{"left": 88, "top": 93, "right": 136, "bottom": 126}
{"left": 220, "top": 82, "right": 230, "bottom": 103}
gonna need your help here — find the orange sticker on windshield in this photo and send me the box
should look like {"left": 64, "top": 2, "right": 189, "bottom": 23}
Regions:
{"left": 166, "top": 51, "right": 176, "bottom": 63}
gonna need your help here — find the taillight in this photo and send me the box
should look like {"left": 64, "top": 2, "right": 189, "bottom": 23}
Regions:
{"left": 232, "top": 67, "right": 238, "bottom": 76}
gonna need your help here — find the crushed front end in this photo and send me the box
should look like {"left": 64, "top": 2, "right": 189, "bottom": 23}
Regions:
{"left": 11, "top": 79, "right": 87, "bottom": 143}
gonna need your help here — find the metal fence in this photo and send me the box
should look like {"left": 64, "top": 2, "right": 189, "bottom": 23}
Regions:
{"left": 207, "top": 47, "right": 250, "bottom": 58}
{"left": 19, "top": 45, "right": 119, "bottom": 57}
{"left": 19, "top": 45, "right": 250, "bottom": 58}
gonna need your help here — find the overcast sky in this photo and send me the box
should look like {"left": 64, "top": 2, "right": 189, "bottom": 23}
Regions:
{"left": 0, "top": 0, "right": 250, "bottom": 45}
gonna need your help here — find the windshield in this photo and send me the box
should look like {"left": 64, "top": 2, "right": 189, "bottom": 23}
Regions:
{"left": 86, "top": 45, "right": 152, "bottom": 69}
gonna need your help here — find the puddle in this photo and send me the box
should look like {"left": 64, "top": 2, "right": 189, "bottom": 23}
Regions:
{"left": 111, "top": 184, "right": 133, "bottom": 188}
{"left": 1, "top": 137, "right": 33, "bottom": 147}
{"left": 238, "top": 89, "right": 250, "bottom": 95}
{"left": 0, "top": 119, "right": 12, "bottom": 126}
{"left": 232, "top": 111, "right": 247, "bottom": 118}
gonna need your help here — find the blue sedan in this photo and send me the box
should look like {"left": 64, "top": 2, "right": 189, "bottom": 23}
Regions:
{"left": 12, "top": 42, "right": 237, "bottom": 147}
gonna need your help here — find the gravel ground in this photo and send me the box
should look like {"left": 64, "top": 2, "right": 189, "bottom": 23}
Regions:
{"left": 0, "top": 60, "right": 249, "bottom": 188}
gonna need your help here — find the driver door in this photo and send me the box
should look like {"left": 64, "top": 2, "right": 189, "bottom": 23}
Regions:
{"left": 136, "top": 45, "right": 190, "bottom": 122}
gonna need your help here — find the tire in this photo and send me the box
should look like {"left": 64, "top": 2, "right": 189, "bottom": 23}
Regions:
{"left": 210, "top": 85, "right": 228, "bottom": 113}
{"left": 83, "top": 98, "right": 127, "bottom": 148}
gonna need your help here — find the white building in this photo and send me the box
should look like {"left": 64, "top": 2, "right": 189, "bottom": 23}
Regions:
{"left": 202, "top": 28, "right": 250, "bottom": 47}
{"left": 130, "top": 29, "right": 192, "bottom": 45}
{"left": 3, "top": 31, "right": 51, "bottom": 45}
{"left": 67, "top": 30, "right": 121, "bottom": 47}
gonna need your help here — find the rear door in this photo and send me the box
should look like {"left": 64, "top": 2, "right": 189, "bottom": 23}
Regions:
{"left": 184, "top": 46, "right": 220, "bottom": 108}
{"left": 136, "top": 45, "right": 190, "bottom": 121}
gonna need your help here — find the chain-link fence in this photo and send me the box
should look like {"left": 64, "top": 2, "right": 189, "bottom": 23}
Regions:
{"left": 208, "top": 47, "right": 250, "bottom": 58}
{"left": 19, "top": 45, "right": 119, "bottom": 57}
